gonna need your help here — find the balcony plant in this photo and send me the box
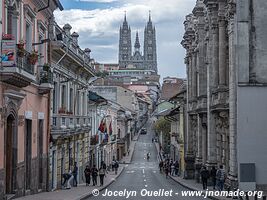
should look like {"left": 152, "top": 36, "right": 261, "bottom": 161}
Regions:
{"left": 17, "top": 40, "right": 25, "bottom": 57}
{"left": 43, "top": 63, "right": 50, "bottom": 72}
{"left": 58, "top": 107, "right": 66, "bottom": 114}
{"left": 28, "top": 50, "right": 39, "bottom": 65}
{"left": 67, "top": 111, "right": 73, "bottom": 115}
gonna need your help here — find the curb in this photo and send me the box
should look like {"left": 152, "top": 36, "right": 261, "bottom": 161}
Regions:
{"left": 79, "top": 167, "right": 125, "bottom": 200}
{"left": 169, "top": 176, "right": 221, "bottom": 200}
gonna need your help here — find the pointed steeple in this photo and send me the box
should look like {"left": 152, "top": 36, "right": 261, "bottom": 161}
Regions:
{"left": 123, "top": 11, "right": 128, "bottom": 27}
{"left": 124, "top": 11, "right": 127, "bottom": 22}
{"left": 134, "top": 31, "right": 140, "bottom": 50}
{"left": 149, "top": 10, "right": 151, "bottom": 22}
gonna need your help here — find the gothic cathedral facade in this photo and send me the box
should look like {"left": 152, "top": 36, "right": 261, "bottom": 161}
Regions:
{"left": 118, "top": 13, "right": 158, "bottom": 73}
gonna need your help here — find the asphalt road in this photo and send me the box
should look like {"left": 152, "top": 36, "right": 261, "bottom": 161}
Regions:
{"left": 87, "top": 120, "right": 205, "bottom": 199}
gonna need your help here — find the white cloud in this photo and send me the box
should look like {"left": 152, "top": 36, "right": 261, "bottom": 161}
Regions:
{"left": 55, "top": 0, "right": 196, "bottom": 79}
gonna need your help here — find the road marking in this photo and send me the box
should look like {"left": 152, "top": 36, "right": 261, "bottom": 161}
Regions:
{"left": 144, "top": 179, "right": 146, "bottom": 182}
{"left": 143, "top": 175, "right": 145, "bottom": 177}
{"left": 142, "top": 169, "right": 145, "bottom": 174}
{"left": 153, "top": 171, "right": 156, "bottom": 173}
{"left": 126, "top": 171, "right": 135, "bottom": 174}
{"left": 145, "top": 185, "right": 148, "bottom": 187}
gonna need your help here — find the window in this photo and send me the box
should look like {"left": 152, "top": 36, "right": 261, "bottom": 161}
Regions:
{"left": 61, "top": 85, "right": 66, "bottom": 108}
{"left": 77, "top": 118, "right": 80, "bottom": 125}
{"left": 69, "top": 88, "right": 73, "bottom": 112}
{"left": 53, "top": 117, "right": 57, "bottom": 126}
{"left": 53, "top": 82, "right": 57, "bottom": 113}
{"left": 70, "top": 118, "right": 73, "bottom": 125}
{"left": 62, "top": 117, "right": 66, "bottom": 126}
{"left": 26, "top": 23, "right": 32, "bottom": 52}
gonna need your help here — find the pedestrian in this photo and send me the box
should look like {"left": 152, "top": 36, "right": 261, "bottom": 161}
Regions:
{"left": 200, "top": 166, "right": 209, "bottom": 190}
{"left": 147, "top": 152, "right": 150, "bottom": 161}
{"left": 91, "top": 165, "right": 98, "bottom": 186}
{"left": 210, "top": 166, "right": 217, "bottom": 189}
{"left": 72, "top": 162, "right": 78, "bottom": 187}
{"left": 114, "top": 160, "right": 119, "bottom": 175}
{"left": 216, "top": 165, "right": 226, "bottom": 191}
{"left": 159, "top": 161, "right": 163, "bottom": 173}
{"left": 165, "top": 163, "right": 169, "bottom": 178}
{"left": 152, "top": 138, "right": 154, "bottom": 143}
{"left": 171, "top": 163, "right": 175, "bottom": 176}
{"left": 112, "top": 159, "right": 115, "bottom": 171}
{"left": 62, "top": 171, "right": 71, "bottom": 188}
{"left": 84, "top": 165, "right": 91, "bottom": 186}
{"left": 66, "top": 170, "right": 74, "bottom": 189}
{"left": 99, "top": 166, "right": 106, "bottom": 186}
{"left": 101, "top": 161, "right": 107, "bottom": 171}
{"left": 174, "top": 161, "right": 179, "bottom": 176}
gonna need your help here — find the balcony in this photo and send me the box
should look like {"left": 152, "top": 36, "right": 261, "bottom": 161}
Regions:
{"left": 0, "top": 50, "right": 35, "bottom": 87}
{"left": 39, "top": 69, "right": 53, "bottom": 94}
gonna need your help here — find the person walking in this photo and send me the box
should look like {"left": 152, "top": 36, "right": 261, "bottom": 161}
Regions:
{"left": 171, "top": 163, "right": 175, "bottom": 176}
{"left": 114, "top": 160, "right": 119, "bottom": 175}
{"left": 147, "top": 152, "right": 150, "bottom": 161}
{"left": 91, "top": 165, "right": 98, "bottom": 186}
{"left": 174, "top": 161, "right": 179, "bottom": 176}
{"left": 159, "top": 161, "right": 163, "bottom": 173}
{"left": 216, "top": 165, "right": 226, "bottom": 191}
{"left": 165, "top": 162, "right": 169, "bottom": 178}
{"left": 99, "top": 166, "right": 106, "bottom": 186}
{"left": 72, "top": 162, "right": 78, "bottom": 187}
{"left": 200, "top": 166, "right": 209, "bottom": 190}
{"left": 210, "top": 166, "right": 217, "bottom": 189}
{"left": 62, "top": 171, "right": 71, "bottom": 188}
{"left": 84, "top": 165, "right": 91, "bottom": 186}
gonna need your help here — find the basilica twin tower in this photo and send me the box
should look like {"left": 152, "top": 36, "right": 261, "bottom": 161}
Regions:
{"left": 118, "top": 12, "right": 158, "bottom": 73}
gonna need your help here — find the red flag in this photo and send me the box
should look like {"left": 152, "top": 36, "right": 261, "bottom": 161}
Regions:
{"left": 98, "top": 119, "right": 105, "bottom": 133}
{"left": 103, "top": 119, "right": 107, "bottom": 133}
{"left": 109, "top": 121, "right": 113, "bottom": 135}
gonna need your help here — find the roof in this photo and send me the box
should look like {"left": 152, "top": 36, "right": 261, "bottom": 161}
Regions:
{"left": 161, "top": 78, "right": 185, "bottom": 100}
{"left": 88, "top": 91, "right": 107, "bottom": 103}
{"left": 54, "top": 0, "right": 64, "bottom": 11}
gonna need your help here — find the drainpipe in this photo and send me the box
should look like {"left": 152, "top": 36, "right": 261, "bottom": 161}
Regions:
{"left": 38, "top": 0, "right": 50, "bottom": 13}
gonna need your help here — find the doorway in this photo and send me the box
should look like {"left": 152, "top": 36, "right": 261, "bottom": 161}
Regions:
{"left": 5, "top": 115, "right": 17, "bottom": 194}
{"left": 25, "top": 119, "right": 32, "bottom": 190}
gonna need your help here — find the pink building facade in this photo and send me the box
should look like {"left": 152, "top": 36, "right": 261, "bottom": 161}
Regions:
{"left": 0, "top": 0, "right": 63, "bottom": 199}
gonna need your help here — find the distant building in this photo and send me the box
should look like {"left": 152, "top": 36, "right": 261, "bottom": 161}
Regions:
{"left": 161, "top": 77, "right": 185, "bottom": 101}
{"left": 118, "top": 12, "right": 158, "bottom": 73}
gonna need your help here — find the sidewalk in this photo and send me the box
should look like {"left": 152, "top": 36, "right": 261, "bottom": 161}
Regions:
{"left": 15, "top": 136, "right": 139, "bottom": 200}
{"left": 15, "top": 167, "right": 124, "bottom": 200}
{"left": 120, "top": 133, "right": 139, "bottom": 164}
{"left": 154, "top": 142, "right": 266, "bottom": 200}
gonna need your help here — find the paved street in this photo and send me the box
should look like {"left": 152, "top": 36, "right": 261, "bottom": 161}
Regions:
{"left": 87, "top": 121, "right": 205, "bottom": 200}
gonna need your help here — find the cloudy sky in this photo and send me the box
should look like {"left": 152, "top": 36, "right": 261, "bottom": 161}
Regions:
{"left": 55, "top": 0, "right": 196, "bottom": 80}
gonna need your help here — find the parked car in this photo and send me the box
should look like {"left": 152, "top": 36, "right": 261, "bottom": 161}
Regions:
{"left": 140, "top": 128, "right": 147, "bottom": 134}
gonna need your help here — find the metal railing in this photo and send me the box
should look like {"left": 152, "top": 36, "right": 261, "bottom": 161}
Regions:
{"left": 40, "top": 70, "right": 53, "bottom": 84}
{"left": 16, "top": 50, "right": 34, "bottom": 75}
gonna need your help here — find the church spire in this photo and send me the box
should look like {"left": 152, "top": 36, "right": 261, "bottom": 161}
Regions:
{"left": 134, "top": 31, "right": 140, "bottom": 50}
{"left": 149, "top": 10, "right": 151, "bottom": 22}
{"left": 124, "top": 11, "right": 127, "bottom": 22}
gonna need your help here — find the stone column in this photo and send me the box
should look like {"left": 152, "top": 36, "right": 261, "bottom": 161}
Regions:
{"left": 227, "top": 0, "right": 238, "bottom": 189}
{"left": 191, "top": 49, "right": 197, "bottom": 98}
{"left": 218, "top": 0, "right": 227, "bottom": 86}
{"left": 205, "top": 1, "right": 219, "bottom": 167}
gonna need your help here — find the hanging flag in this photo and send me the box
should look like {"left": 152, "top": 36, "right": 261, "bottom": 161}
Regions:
{"left": 109, "top": 121, "right": 113, "bottom": 135}
{"left": 98, "top": 119, "right": 105, "bottom": 133}
{"left": 103, "top": 119, "right": 107, "bottom": 133}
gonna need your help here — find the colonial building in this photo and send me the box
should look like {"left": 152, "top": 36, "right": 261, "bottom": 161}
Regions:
{"left": 182, "top": 0, "right": 267, "bottom": 191}
{"left": 119, "top": 12, "right": 158, "bottom": 73}
{"left": 0, "top": 0, "right": 63, "bottom": 198}
{"left": 49, "top": 22, "right": 95, "bottom": 190}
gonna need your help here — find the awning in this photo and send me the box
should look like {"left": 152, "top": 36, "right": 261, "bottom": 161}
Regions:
{"left": 88, "top": 91, "right": 107, "bottom": 103}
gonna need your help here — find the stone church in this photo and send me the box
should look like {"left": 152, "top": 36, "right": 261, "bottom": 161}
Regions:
{"left": 118, "top": 12, "right": 158, "bottom": 73}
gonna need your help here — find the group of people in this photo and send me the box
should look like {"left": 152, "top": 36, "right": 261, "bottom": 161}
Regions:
{"left": 159, "top": 159, "right": 180, "bottom": 178}
{"left": 200, "top": 165, "right": 226, "bottom": 191}
{"left": 62, "top": 159, "right": 120, "bottom": 189}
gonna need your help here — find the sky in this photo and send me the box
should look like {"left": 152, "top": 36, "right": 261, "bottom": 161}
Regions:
{"left": 55, "top": 0, "right": 196, "bottom": 80}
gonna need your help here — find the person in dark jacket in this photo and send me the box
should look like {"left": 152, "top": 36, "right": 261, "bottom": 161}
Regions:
{"left": 91, "top": 165, "right": 98, "bottom": 186}
{"left": 84, "top": 165, "right": 91, "bottom": 186}
{"left": 72, "top": 162, "right": 78, "bottom": 187}
{"left": 200, "top": 166, "right": 209, "bottom": 190}
{"left": 210, "top": 166, "right": 217, "bottom": 189}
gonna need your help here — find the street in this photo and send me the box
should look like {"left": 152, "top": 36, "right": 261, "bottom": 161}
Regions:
{"left": 87, "top": 121, "right": 205, "bottom": 200}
